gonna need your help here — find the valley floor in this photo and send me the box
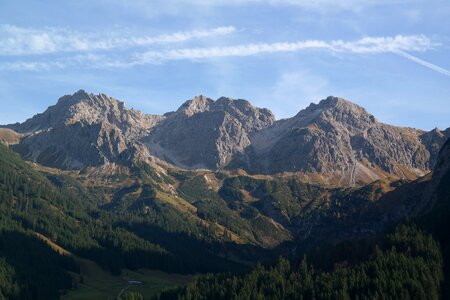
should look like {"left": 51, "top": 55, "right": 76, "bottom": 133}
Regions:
{"left": 62, "top": 257, "right": 191, "bottom": 300}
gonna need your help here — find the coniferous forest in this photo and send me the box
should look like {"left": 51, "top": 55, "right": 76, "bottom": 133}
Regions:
{"left": 0, "top": 137, "right": 449, "bottom": 299}
{"left": 1, "top": 0, "right": 450, "bottom": 298}
{"left": 157, "top": 224, "right": 443, "bottom": 300}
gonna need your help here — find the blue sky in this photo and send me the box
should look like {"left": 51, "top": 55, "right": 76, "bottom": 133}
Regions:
{"left": 0, "top": 0, "right": 449, "bottom": 130}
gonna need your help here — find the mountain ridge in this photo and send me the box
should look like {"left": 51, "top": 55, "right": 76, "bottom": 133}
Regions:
{"left": 2, "top": 91, "right": 449, "bottom": 185}
{"left": 244, "top": 96, "right": 449, "bottom": 184}
{"left": 0, "top": 93, "right": 449, "bottom": 299}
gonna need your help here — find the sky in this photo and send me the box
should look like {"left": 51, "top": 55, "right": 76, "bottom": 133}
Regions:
{"left": 0, "top": 0, "right": 449, "bottom": 130}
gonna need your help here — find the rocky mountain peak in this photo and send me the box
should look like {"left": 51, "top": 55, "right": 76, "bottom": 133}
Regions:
{"left": 293, "top": 96, "right": 377, "bottom": 131}
{"left": 213, "top": 97, "right": 275, "bottom": 132}
{"left": 10, "top": 90, "right": 130, "bottom": 133}
{"left": 319, "top": 96, "right": 356, "bottom": 108}
{"left": 430, "top": 127, "right": 444, "bottom": 138}
{"left": 59, "top": 89, "right": 90, "bottom": 101}
{"left": 53, "top": 89, "right": 89, "bottom": 105}
{"left": 145, "top": 95, "right": 275, "bottom": 170}
{"left": 177, "top": 95, "right": 214, "bottom": 116}
{"left": 175, "top": 95, "right": 275, "bottom": 127}
{"left": 54, "top": 90, "right": 125, "bottom": 113}
{"left": 421, "top": 128, "right": 450, "bottom": 168}
{"left": 2, "top": 91, "right": 449, "bottom": 185}
{"left": 7, "top": 90, "right": 165, "bottom": 169}
{"left": 298, "top": 96, "right": 359, "bottom": 113}
{"left": 247, "top": 96, "right": 449, "bottom": 184}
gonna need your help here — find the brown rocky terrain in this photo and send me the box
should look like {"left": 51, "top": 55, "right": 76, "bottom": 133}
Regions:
{"left": 245, "top": 96, "right": 450, "bottom": 184}
{"left": 3, "top": 91, "right": 449, "bottom": 185}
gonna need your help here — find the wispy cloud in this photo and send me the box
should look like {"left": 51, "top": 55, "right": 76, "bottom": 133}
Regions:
{"left": 132, "top": 35, "right": 434, "bottom": 64}
{"left": 0, "top": 61, "right": 66, "bottom": 71}
{"left": 2, "top": 34, "right": 448, "bottom": 78}
{"left": 0, "top": 25, "right": 236, "bottom": 56}
{"left": 395, "top": 50, "right": 450, "bottom": 77}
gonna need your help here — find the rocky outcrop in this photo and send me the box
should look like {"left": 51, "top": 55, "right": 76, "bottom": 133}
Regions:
{"left": 7, "top": 90, "right": 164, "bottom": 169}
{"left": 144, "top": 95, "right": 275, "bottom": 169}
{"left": 420, "top": 127, "right": 450, "bottom": 169}
{"left": 429, "top": 138, "right": 450, "bottom": 193}
{"left": 3, "top": 92, "right": 448, "bottom": 185}
{"left": 245, "top": 97, "right": 449, "bottom": 184}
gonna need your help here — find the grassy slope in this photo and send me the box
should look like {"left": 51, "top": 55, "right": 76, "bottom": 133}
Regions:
{"left": 0, "top": 143, "right": 195, "bottom": 299}
{"left": 0, "top": 128, "right": 20, "bottom": 145}
{"left": 63, "top": 257, "right": 191, "bottom": 300}
{"left": 1, "top": 140, "right": 426, "bottom": 298}
{"left": 34, "top": 231, "right": 192, "bottom": 300}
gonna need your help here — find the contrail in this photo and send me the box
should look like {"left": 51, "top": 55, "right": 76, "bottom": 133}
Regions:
{"left": 395, "top": 50, "right": 450, "bottom": 77}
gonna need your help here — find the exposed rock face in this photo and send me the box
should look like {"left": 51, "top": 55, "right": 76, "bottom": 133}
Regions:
{"left": 144, "top": 95, "right": 275, "bottom": 169}
{"left": 246, "top": 97, "right": 449, "bottom": 184}
{"left": 430, "top": 138, "right": 450, "bottom": 189}
{"left": 420, "top": 127, "right": 450, "bottom": 169}
{"left": 3, "top": 92, "right": 448, "bottom": 185}
{"left": 8, "top": 90, "right": 164, "bottom": 169}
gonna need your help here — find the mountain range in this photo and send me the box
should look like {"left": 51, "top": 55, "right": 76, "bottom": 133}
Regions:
{"left": 4, "top": 90, "right": 449, "bottom": 185}
{"left": 0, "top": 90, "right": 449, "bottom": 299}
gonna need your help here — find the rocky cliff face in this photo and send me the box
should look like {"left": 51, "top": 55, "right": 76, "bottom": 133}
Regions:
{"left": 420, "top": 127, "right": 450, "bottom": 169}
{"left": 8, "top": 90, "right": 164, "bottom": 169}
{"left": 144, "top": 95, "right": 275, "bottom": 169}
{"left": 428, "top": 138, "right": 450, "bottom": 200}
{"left": 3, "top": 92, "right": 448, "bottom": 185}
{"left": 245, "top": 96, "right": 449, "bottom": 184}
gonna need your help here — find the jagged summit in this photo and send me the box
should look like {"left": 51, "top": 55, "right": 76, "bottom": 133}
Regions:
{"left": 175, "top": 95, "right": 274, "bottom": 127}
{"left": 293, "top": 96, "right": 377, "bottom": 129}
{"left": 146, "top": 95, "right": 275, "bottom": 169}
{"left": 298, "top": 96, "right": 360, "bottom": 113}
{"left": 54, "top": 90, "right": 124, "bottom": 111}
{"left": 62, "top": 88, "right": 90, "bottom": 99}
{"left": 54, "top": 89, "right": 90, "bottom": 104}
{"left": 7, "top": 90, "right": 165, "bottom": 169}
{"left": 9, "top": 90, "right": 130, "bottom": 133}
{"left": 247, "top": 96, "right": 449, "bottom": 184}
{"left": 317, "top": 96, "right": 375, "bottom": 119}
{"left": 177, "top": 95, "right": 214, "bottom": 116}
{"left": 2, "top": 91, "right": 449, "bottom": 185}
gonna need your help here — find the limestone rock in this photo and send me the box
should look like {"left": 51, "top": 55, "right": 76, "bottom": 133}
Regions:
{"left": 144, "top": 95, "right": 275, "bottom": 169}
{"left": 3, "top": 92, "right": 448, "bottom": 185}
{"left": 246, "top": 96, "right": 449, "bottom": 184}
{"left": 8, "top": 90, "right": 164, "bottom": 169}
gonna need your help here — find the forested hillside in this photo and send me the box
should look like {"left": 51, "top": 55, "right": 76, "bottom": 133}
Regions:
{"left": 0, "top": 144, "right": 248, "bottom": 299}
{"left": 157, "top": 224, "right": 443, "bottom": 300}
{"left": 1, "top": 135, "right": 449, "bottom": 299}
{"left": 154, "top": 139, "right": 450, "bottom": 300}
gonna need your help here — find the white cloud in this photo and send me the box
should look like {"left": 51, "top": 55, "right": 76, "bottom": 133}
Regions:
{"left": 329, "top": 35, "right": 435, "bottom": 54}
{"left": 129, "top": 35, "right": 433, "bottom": 65}
{"left": 0, "top": 25, "right": 236, "bottom": 55}
{"left": 0, "top": 61, "right": 65, "bottom": 71}
{"left": 395, "top": 50, "right": 450, "bottom": 77}
{"left": 2, "top": 34, "right": 448, "bottom": 79}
